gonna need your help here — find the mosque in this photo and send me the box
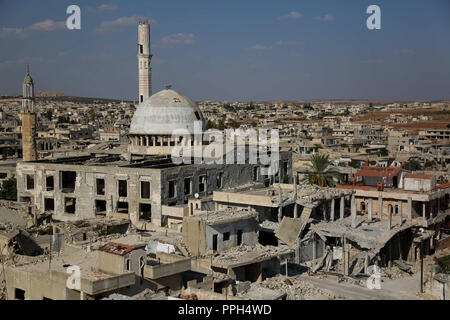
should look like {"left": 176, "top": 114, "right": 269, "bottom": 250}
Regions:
{"left": 16, "top": 20, "right": 292, "bottom": 229}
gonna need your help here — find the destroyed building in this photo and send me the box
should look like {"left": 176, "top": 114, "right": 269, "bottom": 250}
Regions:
{"left": 291, "top": 160, "right": 450, "bottom": 276}
{"left": 183, "top": 207, "right": 259, "bottom": 255}
{"left": 15, "top": 87, "right": 292, "bottom": 230}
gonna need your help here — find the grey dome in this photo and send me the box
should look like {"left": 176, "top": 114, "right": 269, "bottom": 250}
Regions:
{"left": 129, "top": 89, "right": 205, "bottom": 135}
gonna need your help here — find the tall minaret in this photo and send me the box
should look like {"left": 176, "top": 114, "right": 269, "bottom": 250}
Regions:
{"left": 21, "top": 65, "right": 37, "bottom": 161}
{"left": 137, "top": 19, "right": 152, "bottom": 103}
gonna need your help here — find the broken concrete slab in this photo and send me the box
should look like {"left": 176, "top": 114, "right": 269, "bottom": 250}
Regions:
{"left": 275, "top": 217, "right": 304, "bottom": 247}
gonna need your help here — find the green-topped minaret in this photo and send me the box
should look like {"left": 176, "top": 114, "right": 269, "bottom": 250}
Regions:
{"left": 21, "top": 65, "right": 37, "bottom": 161}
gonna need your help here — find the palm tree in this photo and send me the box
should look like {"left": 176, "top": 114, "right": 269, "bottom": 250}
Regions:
{"left": 302, "top": 154, "right": 341, "bottom": 187}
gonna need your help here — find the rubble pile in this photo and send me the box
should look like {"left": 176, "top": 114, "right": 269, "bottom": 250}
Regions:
{"left": 0, "top": 283, "right": 5, "bottom": 300}
{"left": 258, "top": 275, "right": 333, "bottom": 300}
{"left": 213, "top": 244, "right": 291, "bottom": 265}
{"left": 197, "top": 208, "right": 257, "bottom": 224}
{"left": 259, "top": 221, "right": 279, "bottom": 231}
{"left": 381, "top": 266, "right": 412, "bottom": 280}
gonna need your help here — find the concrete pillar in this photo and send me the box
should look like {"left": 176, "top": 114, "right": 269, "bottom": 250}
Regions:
{"left": 351, "top": 194, "right": 357, "bottom": 228}
{"left": 278, "top": 185, "right": 283, "bottom": 223}
{"left": 293, "top": 174, "right": 297, "bottom": 200}
{"left": 388, "top": 205, "right": 392, "bottom": 230}
{"left": 378, "top": 195, "right": 383, "bottom": 219}
{"left": 330, "top": 198, "right": 335, "bottom": 221}
{"left": 312, "top": 235, "right": 317, "bottom": 260}
{"left": 422, "top": 202, "right": 426, "bottom": 222}
{"left": 340, "top": 196, "right": 344, "bottom": 220}
{"left": 323, "top": 201, "right": 328, "bottom": 221}
{"left": 368, "top": 198, "right": 373, "bottom": 221}
{"left": 364, "top": 253, "right": 369, "bottom": 274}
{"left": 407, "top": 197, "right": 412, "bottom": 221}
{"left": 398, "top": 200, "right": 403, "bottom": 226}
{"left": 344, "top": 245, "right": 350, "bottom": 276}
{"left": 388, "top": 241, "right": 392, "bottom": 268}
{"left": 293, "top": 203, "right": 298, "bottom": 219}
{"left": 278, "top": 206, "right": 282, "bottom": 223}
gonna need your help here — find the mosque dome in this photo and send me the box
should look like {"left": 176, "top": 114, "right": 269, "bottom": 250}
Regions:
{"left": 129, "top": 88, "right": 205, "bottom": 135}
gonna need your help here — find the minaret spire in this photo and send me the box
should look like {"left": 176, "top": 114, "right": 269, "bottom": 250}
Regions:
{"left": 21, "top": 65, "right": 37, "bottom": 161}
{"left": 137, "top": 19, "right": 152, "bottom": 103}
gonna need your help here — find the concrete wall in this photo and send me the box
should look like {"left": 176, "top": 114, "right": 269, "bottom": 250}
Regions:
{"left": 144, "top": 256, "right": 190, "bottom": 279}
{"left": 183, "top": 215, "right": 258, "bottom": 255}
{"left": 363, "top": 176, "right": 395, "bottom": 188}
{"left": 205, "top": 218, "right": 258, "bottom": 252}
{"left": 16, "top": 150, "right": 292, "bottom": 228}
{"left": 5, "top": 267, "right": 135, "bottom": 300}
{"left": 5, "top": 267, "right": 80, "bottom": 300}
{"left": 404, "top": 177, "right": 436, "bottom": 192}
{"left": 182, "top": 218, "right": 207, "bottom": 256}
{"left": 16, "top": 161, "right": 162, "bottom": 226}
{"left": 98, "top": 250, "right": 126, "bottom": 275}
{"left": 98, "top": 248, "right": 146, "bottom": 276}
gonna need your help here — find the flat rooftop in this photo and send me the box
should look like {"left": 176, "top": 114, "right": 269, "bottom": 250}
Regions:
{"left": 190, "top": 208, "right": 258, "bottom": 225}
{"left": 337, "top": 184, "right": 450, "bottom": 201}
{"left": 214, "top": 183, "right": 353, "bottom": 208}
{"left": 210, "top": 244, "right": 294, "bottom": 268}
{"left": 309, "top": 215, "right": 433, "bottom": 250}
{"left": 12, "top": 246, "right": 111, "bottom": 281}
{"left": 24, "top": 154, "right": 184, "bottom": 169}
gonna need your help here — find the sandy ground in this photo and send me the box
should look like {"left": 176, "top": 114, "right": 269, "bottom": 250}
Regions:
{"left": 295, "top": 272, "right": 434, "bottom": 300}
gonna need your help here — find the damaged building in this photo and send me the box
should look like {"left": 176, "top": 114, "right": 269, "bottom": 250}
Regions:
{"left": 15, "top": 87, "right": 292, "bottom": 230}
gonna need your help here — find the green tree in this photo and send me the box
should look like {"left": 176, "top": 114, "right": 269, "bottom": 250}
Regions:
{"left": 302, "top": 154, "right": 341, "bottom": 187}
{"left": 230, "top": 120, "right": 240, "bottom": 129}
{"left": 424, "top": 160, "right": 436, "bottom": 169}
{"left": 206, "top": 120, "right": 216, "bottom": 129}
{"left": 349, "top": 160, "right": 361, "bottom": 169}
{"left": 57, "top": 116, "right": 69, "bottom": 123}
{"left": 313, "top": 144, "right": 323, "bottom": 152}
{"left": 44, "top": 110, "right": 53, "bottom": 121}
{"left": 405, "top": 159, "right": 422, "bottom": 171}
{"left": 0, "top": 176, "right": 17, "bottom": 201}
{"left": 88, "top": 108, "right": 96, "bottom": 121}
{"left": 377, "top": 148, "right": 389, "bottom": 157}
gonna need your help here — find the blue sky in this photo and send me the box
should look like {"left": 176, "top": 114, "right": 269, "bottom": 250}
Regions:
{"left": 0, "top": 0, "right": 449, "bottom": 101}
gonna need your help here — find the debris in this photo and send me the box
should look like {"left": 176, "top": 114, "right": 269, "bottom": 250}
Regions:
{"left": 258, "top": 275, "right": 333, "bottom": 300}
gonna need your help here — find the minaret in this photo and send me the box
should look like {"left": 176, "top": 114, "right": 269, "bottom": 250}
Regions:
{"left": 137, "top": 19, "right": 152, "bottom": 103}
{"left": 21, "top": 65, "right": 37, "bottom": 161}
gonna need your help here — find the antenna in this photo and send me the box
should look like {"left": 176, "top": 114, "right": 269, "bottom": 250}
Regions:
{"left": 27, "top": 64, "right": 30, "bottom": 74}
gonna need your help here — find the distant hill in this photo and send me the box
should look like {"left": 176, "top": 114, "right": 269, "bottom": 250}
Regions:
{"left": 35, "top": 95, "right": 134, "bottom": 104}
{"left": 35, "top": 91, "right": 68, "bottom": 97}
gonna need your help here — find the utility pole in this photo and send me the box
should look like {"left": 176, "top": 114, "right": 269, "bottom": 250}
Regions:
{"left": 285, "top": 258, "right": 288, "bottom": 277}
{"left": 420, "top": 241, "right": 424, "bottom": 294}
{"left": 48, "top": 232, "right": 52, "bottom": 271}
{"left": 1, "top": 244, "right": 8, "bottom": 299}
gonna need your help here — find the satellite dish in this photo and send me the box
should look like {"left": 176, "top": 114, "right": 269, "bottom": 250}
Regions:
{"left": 194, "top": 193, "right": 199, "bottom": 199}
